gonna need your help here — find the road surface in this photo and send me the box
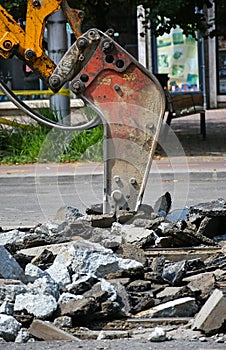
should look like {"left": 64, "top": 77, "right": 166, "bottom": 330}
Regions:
{"left": 0, "top": 161, "right": 225, "bottom": 229}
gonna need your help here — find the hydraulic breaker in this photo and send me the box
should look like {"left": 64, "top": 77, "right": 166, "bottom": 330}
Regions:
{"left": 49, "top": 29, "right": 165, "bottom": 213}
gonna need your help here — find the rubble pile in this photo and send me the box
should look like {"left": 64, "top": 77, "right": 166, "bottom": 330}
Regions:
{"left": 0, "top": 196, "right": 226, "bottom": 344}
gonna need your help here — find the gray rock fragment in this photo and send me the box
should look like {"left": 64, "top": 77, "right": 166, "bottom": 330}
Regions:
{"left": 135, "top": 297, "right": 198, "bottom": 318}
{"left": 162, "top": 260, "right": 188, "bottom": 285}
{"left": 183, "top": 272, "right": 215, "bottom": 300}
{"left": 67, "top": 274, "right": 98, "bottom": 294}
{"left": 116, "top": 211, "right": 134, "bottom": 224}
{"left": 90, "top": 227, "right": 122, "bottom": 250}
{"left": 25, "top": 263, "right": 48, "bottom": 283}
{"left": 59, "top": 296, "right": 97, "bottom": 318}
{"left": 0, "top": 314, "right": 21, "bottom": 341}
{"left": 197, "top": 216, "right": 220, "bottom": 238}
{"left": 130, "top": 291, "right": 155, "bottom": 314}
{"left": 0, "top": 301, "right": 14, "bottom": 315}
{"left": 156, "top": 286, "right": 186, "bottom": 300}
{"left": 30, "top": 319, "right": 80, "bottom": 341}
{"left": 83, "top": 282, "right": 109, "bottom": 305}
{"left": 15, "top": 328, "right": 30, "bottom": 343}
{"left": 86, "top": 203, "right": 103, "bottom": 215}
{"left": 148, "top": 326, "right": 168, "bottom": 342}
{"left": 135, "top": 204, "right": 154, "bottom": 219}
{"left": 31, "top": 248, "right": 55, "bottom": 269}
{"left": 154, "top": 192, "right": 172, "bottom": 216}
{"left": 121, "top": 224, "right": 158, "bottom": 248}
{"left": 54, "top": 316, "right": 72, "bottom": 328}
{"left": 97, "top": 330, "right": 129, "bottom": 340}
{"left": 91, "top": 213, "right": 115, "bottom": 228}
{"left": 25, "top": 223, "right": 70, "bottom": 247}
{"left": 52, "top": 240, "right": 143, "bottom": 279}
{"left": 127, "top": 280, "right": 152, "bottom": 292}
{"left": 189, "top": 198, "right": 226, "bottom": 217}
{"left": 110, "top": 280, "right": 131, "bottom": 316}
{"left": 28, "top": 275, "right": 60, "bottom": 300}
{"left": 0, "top": 246, "right": 27, "bottom": 283}
{"left": 14, "top": 293, "right": 58, "bottom": 319}
{"left": 192, "top": 288, "right": 226, "bottom": 333}
{"left": 46, "top": 262, "right": 71, "bottom": 289}
{"left": 60, "top": 220, "right": 92, "bottom": 240}
{"left": 55, "top": 206, "right": 83, "bottom": 222}
{"left": 0, "top": 280, "right": 28, "bottom": 303}
{"left": 58, "top": 292, "right": 83, "bottom": 304}
{"left": 0, "top": 229, "right": 27, "bottom": 247}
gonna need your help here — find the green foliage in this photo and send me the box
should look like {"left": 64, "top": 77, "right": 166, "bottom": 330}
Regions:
{"left": 1, "top": 0, "right": 27, "bottom": 19}
{"left": 138, "top": 0, "right": 226, "bottom": 38}
{"left": 0, "top": 123, "right": 48, "bottom": 164}
{"left": 1, "top": 0, "right": 224, "bottom": 38}
{"left": 0, "top": 122, "right": 103, "bottom": 164}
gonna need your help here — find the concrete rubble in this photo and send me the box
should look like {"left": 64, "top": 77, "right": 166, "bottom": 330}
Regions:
{"left": 0, "top": 196, "right": 226, "bottom": 344}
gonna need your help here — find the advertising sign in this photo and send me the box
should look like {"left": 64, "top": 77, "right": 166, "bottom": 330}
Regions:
{"left": 157, "top": 27, "right": 199, "bottom": 91}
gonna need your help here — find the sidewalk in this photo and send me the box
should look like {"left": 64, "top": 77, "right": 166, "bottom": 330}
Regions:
{"left": 0, "top": 109, "right": 225, "bottom": 178}
{"left": 167, "top": 108, "right": 226, "bottom": 158}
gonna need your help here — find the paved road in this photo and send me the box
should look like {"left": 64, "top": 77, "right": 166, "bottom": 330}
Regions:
{"left": 1, "top": 108, "right": 226, "bottom": 229}
{"left": 0, "top": 161, "right": 226, "bottom": 229}
{"left": 1, "top": 338, "right": 226, "bottom": 350}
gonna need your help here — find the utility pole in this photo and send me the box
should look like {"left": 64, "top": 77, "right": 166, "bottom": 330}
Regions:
{"left": 47, "top": 9, "right": 70, "bottom": 124}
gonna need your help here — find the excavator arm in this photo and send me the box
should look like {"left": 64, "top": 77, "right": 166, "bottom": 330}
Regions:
{"left": 0, "top": 0, "right": 83, "bottom": 83}
{"left": 0, "top": 2, "right": 165, "bottom": 213}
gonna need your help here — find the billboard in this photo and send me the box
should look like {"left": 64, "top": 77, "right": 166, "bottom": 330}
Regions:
{"left": 157, "top": 27, "right": 199, "bottom": 91}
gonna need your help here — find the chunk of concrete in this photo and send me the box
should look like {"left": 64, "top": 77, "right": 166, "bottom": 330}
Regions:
{"left": 59, "top": 296, "right": 97, "bottom": 318}
{"left": 183, "top": 272, "right": 215, "bottom": 300}
{"left": 58, "top": 292, "right": 83, "bottom": 304}
{"left": 14, "top": 293, "right": 58, "bottom": 319}
{"left": 127, "top": 280, "right": 152, "bottom": 292}
{"left": 67, "top": 274, "right": 98, "bottom": 295}
{"left": 31, "top": 248, "right": 55, "bottom": 269}
{"left": 91, "top": 213, "right": 115, "bottom": 228}
{"left": 162, "top": 260, "right": 188, "bottom": 285}
{"left": 100, "top": 279, "right": 131, "bottom": 316}
{"left": 130, "top": 292, "right": 155, "bottom": 314}
{"left": 55, "top": 206, "right": 83, "bottom": 222}
{"left": 30, "top": 319, "right": 80, "bottom": 341}
{"left": 53, "top": 316, "right": 72, "bottom": 328}
{"left": 192, "top": 288, "right": 226, "bottom": 333}
{"left": 148, "top": 326, "right": 168, "bottom": 342}
{"left": 121, "top": 225, "right": 158, "bottom": 248}
{"left": 153, "top": 192, "right": 172, "bottom": 216}
{"left": 90, "top": 227, "right": 122, "bottom": 250}
{"left": 15, "top": 328, "right": 30, "bottom": 343}
{"left": 0, "top": 314, "right": 21, "bottom": 341}
{"left": 97, "top": 330, "right": 129, "bottom": 340}
{"left": 135, "top": 297, "right": 198, "bottom": 318}
{"left": 189, "top": 198, "right": 226, "bottom": 217}
{"left": 46, "top": 262, "right": 71, "bottom": 289}
{"left": 25, "top": 263, "right": 48, "bottom": 283}
{"left": 0, "top": 280, "right": 28, "bottom": 303}
{"left": 0, "top": 301, "right": 14, "bottom": 316}
{"left": 156, "top": 286, "right": 187, "bottom": 300}
{"left": 197, "top": 216, "right": 220, "bottom": 238}
{"left": 53, "top": 240, "right": 143, "bottom": 279}
{"left": 28, "top": 275, "right": 59, "bottom": 300}
{"left": 0, "top": 246, "right": 26, "bottom": 283}
{"left": 0, "top": 230, "right": 27, "bottom": 247}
